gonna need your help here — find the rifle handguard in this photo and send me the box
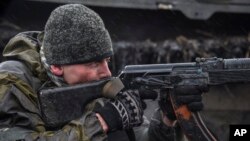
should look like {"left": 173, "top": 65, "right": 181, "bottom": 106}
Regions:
{"left": 102, "top": 77, "right": 124, "bottom": 98}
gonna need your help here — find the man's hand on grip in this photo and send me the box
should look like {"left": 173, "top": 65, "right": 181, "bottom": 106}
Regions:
{"left": 159, "top": 85, "right": 206, "bottom": 121}
{"left": 174, "top": 85, "right": 206, "bottom": 112}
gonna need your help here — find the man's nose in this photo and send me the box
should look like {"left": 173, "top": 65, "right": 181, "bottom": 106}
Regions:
{"left": 99, "top": 61, "right": 112, "bottom": 78}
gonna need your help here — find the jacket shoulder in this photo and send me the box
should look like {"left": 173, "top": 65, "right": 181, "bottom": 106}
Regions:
{"left": 0, "top": 60, "right": 42, "bottom": 91}
{"left": 2, "top": 31, "right": 47, "bottom": 82}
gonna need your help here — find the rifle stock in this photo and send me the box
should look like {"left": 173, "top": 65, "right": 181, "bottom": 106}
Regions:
{"left": 39, "top": 78, "right": 130, "bottom": 128}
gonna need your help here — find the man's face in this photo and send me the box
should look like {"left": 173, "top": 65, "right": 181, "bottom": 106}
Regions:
{"left": 58, "top": 58, "right": 112, "bottom": 85}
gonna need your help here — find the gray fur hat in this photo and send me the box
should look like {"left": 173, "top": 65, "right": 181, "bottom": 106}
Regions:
{"left": 43, "top": 4, "right": 113, "bottom": 65}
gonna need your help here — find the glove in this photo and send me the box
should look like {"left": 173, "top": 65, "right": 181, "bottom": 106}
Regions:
{"left": 159, "top": 85, "right": 206, "bottom": 121}
{"left": 95, "top": 89, "right": 143, "bottom": 132}
{"left": 174, "top": 85, "right": 206, "bottom": 112}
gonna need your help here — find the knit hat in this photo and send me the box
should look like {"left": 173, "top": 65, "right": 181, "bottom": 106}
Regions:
{"left": 43, "top": 4, "right": 113, "bottom": 65}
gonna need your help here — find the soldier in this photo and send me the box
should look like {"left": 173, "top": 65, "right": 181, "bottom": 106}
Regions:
{"left": 0, "top": 4, "right": 203, "bottom": 141}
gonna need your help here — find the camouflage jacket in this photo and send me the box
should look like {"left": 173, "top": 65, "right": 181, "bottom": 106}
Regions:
{"left": 0, "top": 31, "right": 181, "bottom": 141}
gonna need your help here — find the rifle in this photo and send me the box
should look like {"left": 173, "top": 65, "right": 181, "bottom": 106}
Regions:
{"left": 38, "top": 77, "right": 157, "bottom": 128}
{"left": 38, "top": 57, "right": 250, "bottom": 140}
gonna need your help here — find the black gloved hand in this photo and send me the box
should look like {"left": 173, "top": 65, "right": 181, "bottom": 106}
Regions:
{"left": 159, "top": 85, "right": 206, "bottom": 121}
{"left": 174, "top": 85, "right": 206, "bottom": 112}
{"left": 95, "top": 89, "right": 143, "bottom": 132}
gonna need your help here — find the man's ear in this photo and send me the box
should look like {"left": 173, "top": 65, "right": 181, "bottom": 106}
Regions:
{"left": 50, "top": 65, "right": 63, "bottom": 76}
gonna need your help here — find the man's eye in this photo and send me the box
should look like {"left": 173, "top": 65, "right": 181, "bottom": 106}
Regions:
{"left": 106, "top": 58, "right": 111, "bottom": 63}
{"left": 106, "top": 58, "right": 111, "bottom": 62}
{"left": 86, "top": 62, "right": 98, "bottom": 67}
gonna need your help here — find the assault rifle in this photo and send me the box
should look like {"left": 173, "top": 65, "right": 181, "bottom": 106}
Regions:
{"left": 38, "top": 57, "right": 250, "bottom": 141}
